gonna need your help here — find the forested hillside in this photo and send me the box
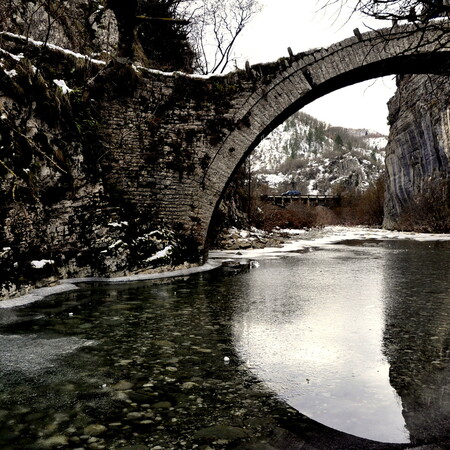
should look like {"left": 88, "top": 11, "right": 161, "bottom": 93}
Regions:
{"left": 211, "top": 111, "right": 388, "bottom": 237}
{"left": 251, "top": 111, "right": 387, "bottom": 195}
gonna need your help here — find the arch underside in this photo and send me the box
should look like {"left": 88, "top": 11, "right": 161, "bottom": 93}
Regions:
{"left": 204, "top": 50, "right": 450, "bottom": 247}
{"left": 246, "top": 52, "right": 450, "bottom": 164}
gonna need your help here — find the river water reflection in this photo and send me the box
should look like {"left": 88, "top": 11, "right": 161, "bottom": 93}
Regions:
{"left": 232, "top": 248, "right": 405, "bottom": 442}
{"left": 230, "top": 240, "right": 449, "bottom": 443}
{"left": 0, "top": 231, "right": 449, "bottom": 448}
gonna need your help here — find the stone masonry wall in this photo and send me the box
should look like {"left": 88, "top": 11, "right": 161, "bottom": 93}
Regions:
{"left": 0, "top": 41, "right": 199, "bottom": 299}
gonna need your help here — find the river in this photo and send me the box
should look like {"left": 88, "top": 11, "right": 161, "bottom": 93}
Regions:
{"left": 0, "top": 227, "right": 449, "bottom": 449}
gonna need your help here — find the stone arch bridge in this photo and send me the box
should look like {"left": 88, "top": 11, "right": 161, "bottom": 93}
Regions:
{"left": 98, "top": 22, "right": 450, "bottom": 256}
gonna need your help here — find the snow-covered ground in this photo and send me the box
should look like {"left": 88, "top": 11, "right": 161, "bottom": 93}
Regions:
{"left": 209, "top": 226, "right": 450, "bottom": 260}
{"left": 3, "top": 227, "right": 448, "bottom": 309}
{"left": 366, "top": 136, "right": 388, "bottom": 149}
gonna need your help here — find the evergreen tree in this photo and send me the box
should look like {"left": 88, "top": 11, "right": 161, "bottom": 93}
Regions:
{"left": 107, "top": 0, "right": 194, "bottom": 71}
{"left": 334, "top": 134, "right": 344, "bottom": 151}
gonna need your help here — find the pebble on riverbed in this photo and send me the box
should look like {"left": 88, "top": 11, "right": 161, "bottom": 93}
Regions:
{"left": 83, "top": 424, "right": 107, "bottom": 436}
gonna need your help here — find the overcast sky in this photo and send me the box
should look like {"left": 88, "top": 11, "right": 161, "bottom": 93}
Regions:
{"left": 232, "top": 0, "right": 396, "bottom": 134}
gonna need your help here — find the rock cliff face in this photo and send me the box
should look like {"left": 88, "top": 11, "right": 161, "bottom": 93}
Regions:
{"left": 384, "top": 74, "right": 450, "bottom": 230}
{"left": 0, "top": 34, "right": 197, "bottom": 300}
{"left": 0, "top": 0, "right": 118, "bottom": 57}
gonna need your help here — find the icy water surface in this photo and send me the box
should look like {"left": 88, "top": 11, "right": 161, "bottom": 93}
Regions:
{"left": 0, "top": 236, "right": 449, "bottom": 449}
{"left": 230, "top": 239, "right": 450, "bottom": 443}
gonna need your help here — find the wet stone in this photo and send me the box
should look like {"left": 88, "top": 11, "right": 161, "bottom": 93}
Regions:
{"left": 181, "top": 382, "right": 198, "bottom": 390}
{"left": 117, "top": 360, "right": 134, "bottom": 366}
{"left": 126, "top": 411, "right": 144, "bottom": 420}
{"left": 139, "top": 420, "right": 154, "bottom": 425}
{"left": 154, "top": 340, "right": 174, "bottom": 347}
{"left": 12, "top": 406, "right": 31, "bottom": 415}
{"left": 193, "top": 424, "right": 250, "bottom": 442}
{"left": 83, "top": 424, "right": 107, "bottom": 436}
{"left": 127, "top": 391, "right": 155, "bottom": 404}
{"left": 113, "top": 380, "right": 134, "bottom": 390}
{"left": 24, "top": 411, "right": 47, "bottom": 423}
{"left": 36, "top": 435, "right": 69, "bottom": 448}
{"left": 153, "top": 401, "right": 172, "bottom": 409}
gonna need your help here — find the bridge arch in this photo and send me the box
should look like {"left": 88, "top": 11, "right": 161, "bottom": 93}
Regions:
{"left": 198, "top": 23, "right": 450, "bottom": 250}
{"left": 98, "top": 22, "right": 450, "bottom": 257}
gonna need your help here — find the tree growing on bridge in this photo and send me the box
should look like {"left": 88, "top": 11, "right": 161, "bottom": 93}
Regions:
{"left": 107, "top": 0, "right": 261, "bottom": 73}
{"left": 1, "top": 0, "right": 261, "bottom": 73}
{"left": 107, "top": 0, "right": 194, "bottom": 71}
{"left": 183, "top": 0, "right": 261, "bottom": 74}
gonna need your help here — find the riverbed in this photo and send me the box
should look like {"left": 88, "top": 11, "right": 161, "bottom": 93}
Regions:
{"left": 0, "top": 227, "right": 449, "bottom": 449}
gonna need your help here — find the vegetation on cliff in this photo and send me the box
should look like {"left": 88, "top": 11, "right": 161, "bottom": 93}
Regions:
{"left": 0, "top": 16, "right": 200, "bottom": 299}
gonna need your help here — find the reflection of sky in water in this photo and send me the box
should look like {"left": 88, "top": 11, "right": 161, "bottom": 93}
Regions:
{"left": 232, "top": 247, "right": 409, "bottom": 443}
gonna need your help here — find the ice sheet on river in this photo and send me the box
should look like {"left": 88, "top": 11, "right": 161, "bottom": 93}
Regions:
{"left": 209, "top": 226, "right": 450, "bottom": 260}
{"left": 0, "top": 333, "right": 95, "bottom": 374}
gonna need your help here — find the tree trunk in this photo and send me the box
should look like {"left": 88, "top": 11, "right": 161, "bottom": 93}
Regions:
{"left": 108, "top": 0, "right": 137, "bottom": 59}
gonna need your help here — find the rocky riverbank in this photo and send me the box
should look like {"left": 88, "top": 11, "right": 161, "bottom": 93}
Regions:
{"left": 212, "top": 227, "right": 309, "bottom": 251}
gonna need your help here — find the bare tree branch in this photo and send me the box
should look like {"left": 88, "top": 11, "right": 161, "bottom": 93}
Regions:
{"left": 322, "top": 0, "right": 450, "bottom": 23}
{"left": 181, "top": 0, "right": 261, "bottom": 74}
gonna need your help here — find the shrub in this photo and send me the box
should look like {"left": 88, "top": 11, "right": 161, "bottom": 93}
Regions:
{"left": 278, "top": 157, "right": 307, "bottom": 173}
{"left": 332, "top": 176, "right": 385, "bottom": 226}
{"left": 314, "top": 206, "right": 340, "bottom": 226}
{"left": 396, "top": 178, "right": 449, "bottom": 233}
{"left": 356, "top": 176, "right": 385, "bottom": 225}
{"left": 259, "top": 203, "right": 318, "bottom": 231}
